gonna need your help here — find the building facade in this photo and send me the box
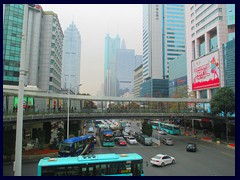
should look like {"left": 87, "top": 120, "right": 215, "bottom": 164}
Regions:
{"left": 168, "top": 54, "right": 187, "bottom": 97}
{"left": 104, "top": 34, "right": 120, "bottom": 96}
{"left": 3, "top": 4, "right": 42, "bottom": 86}
{"left": 116, "top": 48, "right": 135, "bottom": 97}
{"left": 141, "top": 4, "right": 185, "bottom": 97}
{"left": 223, "top": 39, "right": 235, "bottom": 93}
{"left": 61, "top": 22, "right": 81, "bottom": 94}
{"left": 39, "top": 11, "right": 64, "bottom": 93}
{"left": 185, "top": 4, "right": 231, "bottom": 99}
{"left": 134, "top": 64, "right": 143, "bottom": 97}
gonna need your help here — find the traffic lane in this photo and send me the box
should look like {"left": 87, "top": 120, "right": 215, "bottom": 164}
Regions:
{"left": 151, "top": 133, "right": 235, "bottom": 176}
{"left": 94, "top": 134, "right": 235, "bottom": 176}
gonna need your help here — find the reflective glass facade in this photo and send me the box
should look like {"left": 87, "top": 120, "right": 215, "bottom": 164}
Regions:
{"left": 164, "top": 4, "right": 186, "bottom": 78}
{"left": 104, "top": 34, "right": 120, "bottom": 96}
{"left": 223, "top": 39, "right": 235, "bottom": 93}
{"left": 140, "top": 79, "right": 169, "bottom": 98}
{"left": 3, "top": 4, "right": 24, "bottom": 85}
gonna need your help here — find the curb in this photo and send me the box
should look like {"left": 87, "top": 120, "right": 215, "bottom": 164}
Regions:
{"left": 201, "top": 137, "right": 212, "bottom": 143}
{"left": 227, "top": 143, "right": 235, "bottom": 150}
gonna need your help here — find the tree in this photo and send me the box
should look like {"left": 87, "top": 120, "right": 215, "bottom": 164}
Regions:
{"left": 210, "top": 87, "right": 235, "bottom": 143}
{"left": 142, "top": 119, "right": 153, "bottom": 137}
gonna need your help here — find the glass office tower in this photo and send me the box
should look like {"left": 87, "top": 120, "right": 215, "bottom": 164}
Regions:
{"left": 3, "top": 4, "right": 25, "bottom": 85}
{"left": 62, "top": 22, "right": 81, "bottom": 94}
{"left": 141, "top": 4, "right": 185, "bottom": 97}
{"left": 104, "top": 34, "right": 120, "bottom": 96}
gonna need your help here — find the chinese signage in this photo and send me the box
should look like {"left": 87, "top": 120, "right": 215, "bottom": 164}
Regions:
{"left": 192, "top": 51, "right": 220, "bottom": 90}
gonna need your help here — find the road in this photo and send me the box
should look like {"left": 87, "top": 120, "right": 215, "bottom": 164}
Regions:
{"left": 3, "top": 120, "right": 235, "bottom": 176}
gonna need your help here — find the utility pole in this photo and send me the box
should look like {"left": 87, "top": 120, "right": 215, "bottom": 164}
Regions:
{"left": 14, "top": 4, "right": 28, "bottom": 176}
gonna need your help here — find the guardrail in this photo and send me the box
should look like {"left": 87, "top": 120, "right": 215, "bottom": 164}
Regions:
{"left": 3, "top": 112, "right": 217, "bottom": 125}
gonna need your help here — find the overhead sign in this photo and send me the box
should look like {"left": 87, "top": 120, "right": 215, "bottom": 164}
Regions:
{"left": 192, "top": 50, "right": 220, "bottom": 91}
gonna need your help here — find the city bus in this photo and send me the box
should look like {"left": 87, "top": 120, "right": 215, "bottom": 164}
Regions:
{"left": 160, "top": 122, "right": 181, "bottom": 135}
{"left": 37, "top": 153, "right": 144, "bottom": 176}
{"left": 151, "top": 121, "right": 161, "bottom": 130}
{"left": 58, "top": 135, "right": 94, "bottom": 157}
{"left": 100, "top": 129, "right": 115, "bottom": 147}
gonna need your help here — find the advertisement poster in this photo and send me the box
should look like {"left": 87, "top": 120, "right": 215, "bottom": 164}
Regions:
{"left": 192, "top": 51, "right": 220, "bottom": 90}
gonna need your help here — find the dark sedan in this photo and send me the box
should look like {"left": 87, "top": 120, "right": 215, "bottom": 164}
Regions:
{"left": 186, "top": 143, "right": 197, "bottom": 152}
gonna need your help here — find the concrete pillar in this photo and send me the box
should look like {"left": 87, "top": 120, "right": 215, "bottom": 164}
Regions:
{"left": 196, "top": 91, "right": 201, "bottom": 99}
{"left": 207, "top": 89, "right": 212, "bottom": 99}
{"left": 205, "top": 32, "right": 210, "bottom": 54}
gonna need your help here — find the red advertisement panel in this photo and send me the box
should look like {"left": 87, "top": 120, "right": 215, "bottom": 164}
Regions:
{"left": 192, "top": 51, "right": 220, "bottom": 91}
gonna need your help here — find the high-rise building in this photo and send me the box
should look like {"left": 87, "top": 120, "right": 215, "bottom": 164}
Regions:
{"left": 3, "top": 4, "right": 42, "bottom": 86}
{"left": 3, "top": 4, "right": 64, "bottom": 94}
{"left": 116, "top": 48, "right": 135, "bottom": 96}
{"left": 223, "top": 39, "right": 235, "bottom": 93}
{"left": 168, "top": 54, "right": 187, "bottom": 97}
{"left": 226, "top": 4, "right": 235, "bottom": 40}
{"left": 134, "top": 64, "right": 143, "bottom": 97}
{"left": 141, "top": 4, "right": 185, "bottom": 97}
{"left": 39, "top": 11, "right": 64, "bottom": 93}
{"left": 62, "top": 22, "right": 81, "bottom": 94}
{"left": 104, "top": 34, "right": 120, "bottom": 96}
{"left": 185, "top": 4, "right": 231, "bottom": 99}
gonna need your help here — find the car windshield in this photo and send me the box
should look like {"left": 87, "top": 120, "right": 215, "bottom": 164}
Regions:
{"left": 153, "top": 155, "right": 162, "bottom": 159}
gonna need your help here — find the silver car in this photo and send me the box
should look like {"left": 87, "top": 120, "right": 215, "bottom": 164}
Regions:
{"left": 162, "top": 137, "right": 174, "bottom": 145}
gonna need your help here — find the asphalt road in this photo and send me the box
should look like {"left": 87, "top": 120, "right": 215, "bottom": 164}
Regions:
{"left": 3, "top": 120, "right": 235, "bottom": 176}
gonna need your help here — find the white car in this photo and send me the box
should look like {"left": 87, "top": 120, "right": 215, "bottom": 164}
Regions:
{"left": 150, "top": 154, "right": 175, "bottom": 167}
{"left": 127, "top": 136, "right": 137, "bottom": 144}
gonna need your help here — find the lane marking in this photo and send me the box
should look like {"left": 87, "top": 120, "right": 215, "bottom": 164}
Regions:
{"left": 221, "top": 151, "right": 235, "bottom": 158}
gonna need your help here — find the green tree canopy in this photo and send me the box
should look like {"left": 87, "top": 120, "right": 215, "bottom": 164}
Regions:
{"left": 210, "top": 87, "right": 235, "bottom": 142}
{"left": 142, "top": 119, "right": 153, "bottom": 137}
{"left": 210, "top": 87, "right": 235, "bottom": 116}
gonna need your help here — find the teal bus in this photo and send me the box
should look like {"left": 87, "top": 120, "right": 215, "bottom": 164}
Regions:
{"left": 160, "top": 123, "right": 181, "bottom": 135}
{"left": 58, "top": 135, "right": 94, "bottom": 157}
{"left": 151, "top": 121, "right": 161, "bottom": 130}
{"left": 100, "top": 129, "right": 115, "bottom": 147}
{"left": 37, "top": 153, "right": 144, "bottom": 176}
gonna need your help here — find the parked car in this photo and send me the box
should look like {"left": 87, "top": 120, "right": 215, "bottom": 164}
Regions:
{"left": 150, "top": 154, "right": 175, "bottom": 167}
{"left": 88, "top": 127, "right": 94, "bottom": 133}
{"left": 162, "top": 137, "right": 174, "bottom": 145}
{"left": 139, "top": 134, "right": 152, "bottom": 146}
{"left": 158, "top": 130, "right": 167, "bottom": 135}
{"left": 122, "top": 131, "right": 130, "bottom": 140}
{"left": 116, "top": 137, "right": 127, "bottom": 146}
{"left": 134, "top": 131, "right": 142, "bottom": 141}
{"left": 127, "top": 136, "right": 137, "bottom": 144}
{"left": 186, "top": 143, "right": 197, "bottom": 152}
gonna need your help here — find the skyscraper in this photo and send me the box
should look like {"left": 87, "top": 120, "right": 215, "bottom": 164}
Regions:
{"left": 116, "top": 42, "right": 135, "bottom": 97}
{"left": 141, "top": 4, "right": 185, "bottom": 97}
{"left": 104, "top": 34, "right": 120, "bottom": 96}
{"left": 39, "top": 11, "right": 64, "bottom": 93}
{"left": 3, "top": 4, "right": 42, "bottom": 86}
{"left": 185, "top": 4, "right": 231, "bottom": 99}
{"left": 62, "top": 22, "right": 81, "bottom": 94}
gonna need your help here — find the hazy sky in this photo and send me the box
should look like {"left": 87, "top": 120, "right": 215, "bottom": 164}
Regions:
{"left": 40, "top": 4, "right": 143, "bottom": 96}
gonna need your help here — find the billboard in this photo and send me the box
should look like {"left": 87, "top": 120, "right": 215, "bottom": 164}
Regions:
{"left": 192, "top": 51, "right": 220, "bottom": 91}
{"left": 14, "top": 96, "right": 34, "bottom": 108}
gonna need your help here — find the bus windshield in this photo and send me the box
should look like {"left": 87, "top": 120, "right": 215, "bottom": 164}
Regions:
{"left": 59, "top": 143, "right": 71, "bottom": 153}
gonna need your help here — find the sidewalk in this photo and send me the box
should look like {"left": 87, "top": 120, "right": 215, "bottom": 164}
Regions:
{"left": 181, "top": 128, "right": 235, "bottom": 150}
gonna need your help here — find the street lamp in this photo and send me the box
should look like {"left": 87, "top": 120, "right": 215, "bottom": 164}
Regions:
{"left": 14, "top": 4, "right": 28, "bottom": 176}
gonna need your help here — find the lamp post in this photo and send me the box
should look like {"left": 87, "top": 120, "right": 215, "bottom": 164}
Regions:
{"left": 14, "top": 4, "right": 28, "bottom": 176}
{"left": 64, "top": 74, "right": 76, "bottom": 139}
